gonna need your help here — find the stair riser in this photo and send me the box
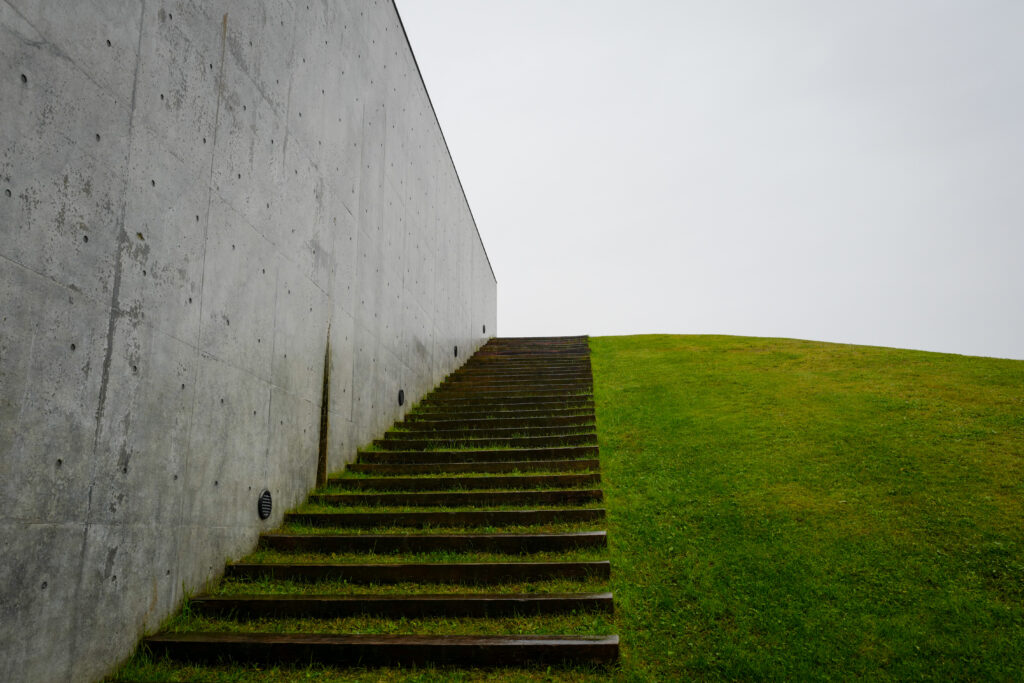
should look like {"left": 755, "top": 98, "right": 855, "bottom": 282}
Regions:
{"left": 310, "top": 490, "right": 603, "bottom": 507}
{"left": 384, "top": 426, "right": 596, "bottom": 439}
{"left": 445, "top": 376, "right": 591, "bottom": 386}
{"left": 357, "top": 448, "right": 598, "bottom": 465}
{"left": 286, "top": 509, "right": 605, "bottom": 528}
{"left": 463, "top": 362, "right": 591, "bottom": 371}
{"left": 411, "top": 405, "right": 595, "bottom": 418}
{"left": 190, "top": 594, "right": 615, "bottom": 618}
{"left": 425, "top": 392, "right": 593, "bottom": 403}
{"left": 436, "top": 386, "right": 593, "bottom": 397}
{"left": 258, "top": 533, "right": 607, "bottom": 554}
{"left": 373, "top": 434, "right": 596, "bottom": 450}
{"left": 468, "top": 358, "right": 589, "bottom": 362}
{"left": 419, "top": 395, "right": 593, "bottom": 405}
{"left": 406, "top": 409, "right": 594, "bottom": 421}
{"left": 347, "top": 459, "right": 601, "bottom": 475}
{"left": 399, "top": 417, "right": 595, "bottom": 430}
{"left": 328, "top": 474, "right": 601, "bottom": 491}
{"left": 224, "top": 561, "right": 612, "bottom": 584}
{"left": 411, "top": 405, "right": 593, "bottom": 417}
{"left": 443, "top": 375, "right": 592, "bottom": 385}
{"left": 144, "top": 634, "right": 618, "bottom": 667}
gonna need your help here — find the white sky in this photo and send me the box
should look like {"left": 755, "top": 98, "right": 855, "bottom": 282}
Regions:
{"left": 396, "top": 0, "right": 1024, "bottom": 360}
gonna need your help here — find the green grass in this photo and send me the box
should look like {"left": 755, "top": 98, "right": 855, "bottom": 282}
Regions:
{"left": 160, "top": 613, "right": 616, "bottom": 637}
{"left": 240, "top": 548, "right": 608, "bottom": 565}
{"left": 210, "top": 577, "right": 610, "bottom": 598}
{"left": 274, "top": 521, "right": 603, "bottom": 536}
{"left": 108, "top": 334, "right": 1024, "bottom": 681}
{"left": 595, "top": 334, "right": 1024, "bottom": 680}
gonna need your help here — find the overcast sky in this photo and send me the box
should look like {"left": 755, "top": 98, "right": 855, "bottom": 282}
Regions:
{"left": 396, "top": 0, "right": 1024, "bottom": 360}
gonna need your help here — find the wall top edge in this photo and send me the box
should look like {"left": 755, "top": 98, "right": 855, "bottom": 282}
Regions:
{"left": 390, "top": 0, "right": 497, "bottom": 284}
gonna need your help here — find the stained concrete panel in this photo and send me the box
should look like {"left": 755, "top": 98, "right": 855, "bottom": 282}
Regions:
{"left": 182, "top": 354, "right": 271, "bottom": 529}
{"left": 0, "top": 23, "right": 130, "bottom": 305}
{"left": 271, "top": 263, "right": 331, "bottom": 403}
{"left": 70, "top": 522, "right": 183, "bottom": 683}
{"left": 265, "top": 387, "right": 320, "bottom": 518}
{"left": 119, "top": 123, "right": 210, "bottom": 343}
{"left": 0, "top": 522, "right": 86, "bottom": 682}
{"left": 0, "top": 260, "right": 107, "bottom": 523}
{"left": 197, "top": 198, "right": 277, "bottom": 379}
{"left": 1, "top": 2, "right": 496, "bottom": 680}
{"left": 86, "top": 320, "right": 195, "bottom": 526}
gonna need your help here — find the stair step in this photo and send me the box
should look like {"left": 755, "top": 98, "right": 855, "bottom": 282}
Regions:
{"left": 408, "top": 407, "right": 594, "bottom": 421}
{"left": 190, "top": 592, "right": 615, "bottom": 618}
{"left": 419, "top": 397, "right": 594, "bottom": 409}
{"left": 224, "top": 560, "right": 612, "bottom": 584}
{"left": 258, "top": 531, "right": 607, "bottom": 554}
{"left": 347, "top": 458, "right": 601, "bottom": 475}
{"left": 433, "top": 387, "right": 593, "bottom": 399}
{"left": 329, "top": 473, "right": 601, "bottom": 491}
{"left": 384, "top": 425, "right": 595, "bottom": 439}
{"left": 310, "top": 489, "right": 603, "bottom": 507}
{"left": 144, "top": 632, "right": 619, "bottom": 667}
{"left": 401, "top": 416, "right": 595, "bottom": 430}
{"left": 287, "top": 508, "right": 606, "bottom": 528}
{"left": 357, "top": 446, "right": 598, "bottom": 465}
{"left": 373, "top": 433, "right": 597, "bottom": 450}
{"left": 442, "top": 378, "right": 591, "bottom": 387}
{"left": 443, "top": 376, "right": 592, "bottom": 387}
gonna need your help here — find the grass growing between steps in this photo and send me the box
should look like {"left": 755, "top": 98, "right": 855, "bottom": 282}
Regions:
{"left": 160, "top": 613, "right": 616, "bottom": 637}
{"left": 274, "top": 521, "right": 603, "bottom": 535}
{"left": 241, "top": 548, "right": 608, "bottom": 565}
{"left": 211, "top": 577, "right": 611, "bottom": 598}
{"left": 594, "top": 334, "right": 1024, "bottom": 681}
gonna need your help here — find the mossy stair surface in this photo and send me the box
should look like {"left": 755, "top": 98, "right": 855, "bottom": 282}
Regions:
{"left": 143, "top": 336, "right": 618, "bottom": 669}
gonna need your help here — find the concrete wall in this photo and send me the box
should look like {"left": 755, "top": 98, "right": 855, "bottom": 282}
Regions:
{"left": 0, "top": 2, "right": 496, "bottom": 680}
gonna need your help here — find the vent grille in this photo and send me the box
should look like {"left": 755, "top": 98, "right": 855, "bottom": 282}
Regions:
{"left": 258, "top": 490, "right": 272, "bottom": 520}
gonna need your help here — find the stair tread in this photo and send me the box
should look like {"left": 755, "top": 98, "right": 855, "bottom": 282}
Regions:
{"left": 347, "top": 458, "right": 601, "bottom": 474}
{"left": 310, "top": 489, "right": 603, "bottom": 505}
{"left": 287, "top": 509, "right": 605, "bottom": 528}
{"left": 329, "top": 474, "right": 601, "bottom": 490}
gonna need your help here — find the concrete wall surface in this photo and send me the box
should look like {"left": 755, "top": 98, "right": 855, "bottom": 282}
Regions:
{"left": 0, "top": 1, "right": 496, "bottom": 680}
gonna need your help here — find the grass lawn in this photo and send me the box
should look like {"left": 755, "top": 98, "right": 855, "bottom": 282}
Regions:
{"left": 596, "top": 334, "right": 1023, "bottom": 680}
{"left": 110, "top": 334, "right": 1024, "bottom": 681}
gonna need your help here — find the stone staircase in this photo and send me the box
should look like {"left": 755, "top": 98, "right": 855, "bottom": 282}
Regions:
{"left": 142, "top": 336, "right": 618, "bottom": 670}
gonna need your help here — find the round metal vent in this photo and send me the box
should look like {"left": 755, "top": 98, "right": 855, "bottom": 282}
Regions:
{"left": 257, "top": 489, "right": 272, "bottom": 520}
{"left": 398, "top": 389, "right": 405, "bottom": 406}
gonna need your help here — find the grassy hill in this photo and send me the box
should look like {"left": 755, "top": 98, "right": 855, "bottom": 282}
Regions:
{"left": 594, "top": 334, "right": 1024, "bottom": 680}
{"left": 112, "top": 334, "right": 1023, "bottom": 681}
